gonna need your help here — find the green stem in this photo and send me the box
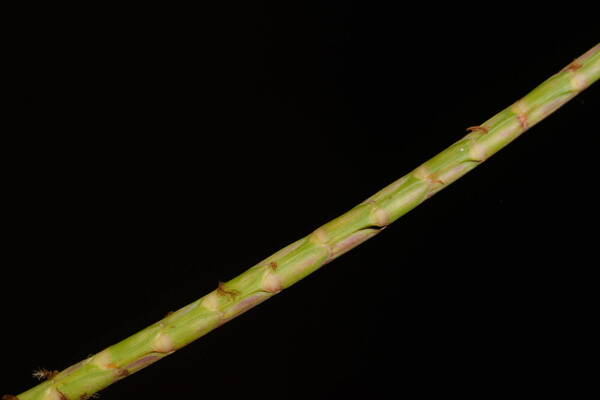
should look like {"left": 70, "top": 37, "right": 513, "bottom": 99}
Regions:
{"left": 10, "top": 43, "right": 600, "bottom": 400}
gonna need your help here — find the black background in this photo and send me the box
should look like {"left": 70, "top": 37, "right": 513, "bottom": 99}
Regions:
{"left": 5, "top": 4, "right": 598, "bottom": 399}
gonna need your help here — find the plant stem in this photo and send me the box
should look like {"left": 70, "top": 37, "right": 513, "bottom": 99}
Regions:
{"left": 10, "top": 43, "right": 600, "bottom": 400}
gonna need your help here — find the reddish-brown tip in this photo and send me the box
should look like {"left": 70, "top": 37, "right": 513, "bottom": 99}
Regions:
{"left": 217, "top": 282, "right": 240, "bottom": 299}
{"left": 566, "top": 60, "right": 583, "bottom": 72}
{"left": 116, "top": 368, "right": 130, "bottom": 379}
{"left": 467, "top": 125, "right": 489, "bottom": 134}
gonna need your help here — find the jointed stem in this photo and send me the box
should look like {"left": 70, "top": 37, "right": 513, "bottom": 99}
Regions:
{"left": 10, "top": 43, "right": 600, "bottom": 400}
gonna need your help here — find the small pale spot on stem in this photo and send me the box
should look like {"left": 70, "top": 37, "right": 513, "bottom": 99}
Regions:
{"left": 262, "top": 269, "right": 284, "bottom": 293}
{"left": 201, "top": 291, "right": 220, "bottom": 312}
{"left": 469, "top": 142, "right": 487, "bottom": 162}
{"left": 413, "top": 165, "right": 430, "bottom": 181}
{"left": 91, "top": 349, "right": 113, "bottom": 370}
{"left": 309, "top": 228, "right": 328, "bottom": 245}
{"left": 414, "top": 166, "right": 444, "bottom": 186}
{"left": 510, "top": 100, "right": 529, "bottom": 129}
{"left": 43, "top": 388, "right": 66, "bottom": 400}
{"left": 153, "top": 333, "right": 175, "bottom": 353}
{"left": 571, "top": 73, "right": 588, "bottom": 91}
{"left": 511, "top": 99, "right": 529, "bottom": 115}
{"left": 371, "top": 205, "right": 390, "bottom": 227}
